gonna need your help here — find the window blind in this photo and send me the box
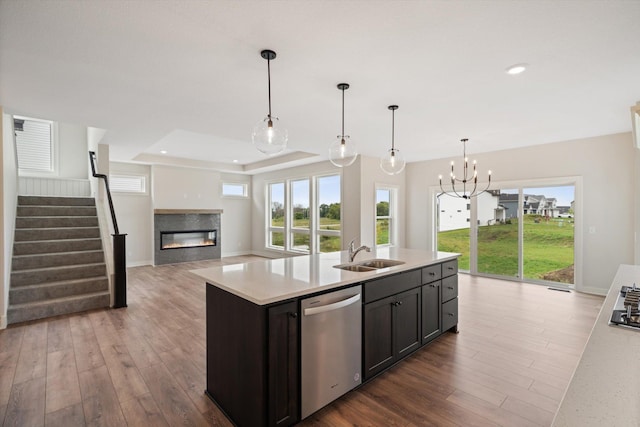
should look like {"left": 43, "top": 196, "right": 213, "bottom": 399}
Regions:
{"left": 110, "top": 174, "right": 146, "bottom": 193}
{"left": 15, "top": 117, "right": 53, "bottom": 172}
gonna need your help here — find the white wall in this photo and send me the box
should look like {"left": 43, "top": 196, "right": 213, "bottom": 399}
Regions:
{"left": 407, "top": 132, "right": 635, "bottom": 295}
{"left": 111, "top": 162, "right": 153, "bottom": 266}
{"left": 57, "top": 122, "right": 88, "bottom": 179}
{"left": 1, "top": 110, "right": 18, "bottom": 329}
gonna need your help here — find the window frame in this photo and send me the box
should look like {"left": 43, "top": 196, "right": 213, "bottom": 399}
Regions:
{"left": 14, "top": 115, "right": 58, "bottom": 176}
{"left": 375, "top": 185, "right": 397, "bottom": 247}
{"left": 266, "top": 173, "right": 341, "bottom": 254}
{"left": 221, "top": 182, "right": 249, "bottom": 198}
{"left": 109, "top": 173, "right": 148, "bottom": 195}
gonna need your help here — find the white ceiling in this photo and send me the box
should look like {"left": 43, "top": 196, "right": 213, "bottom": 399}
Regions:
{"left": 1, "top": 0, "right": 639, "bottom": 173}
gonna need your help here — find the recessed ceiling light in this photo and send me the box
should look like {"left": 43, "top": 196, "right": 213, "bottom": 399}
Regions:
{"left": 506, "top": 63, "right": 527, "bottom": 75}
{"left": 160, "top": 150, "right": 167, "bottom": 154}
{"left": 233, "top": 159, "right": 238, "bottom": 163}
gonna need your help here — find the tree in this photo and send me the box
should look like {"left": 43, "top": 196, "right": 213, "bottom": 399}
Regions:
{"left": 377, "top": 201, "right": 389, "bottom": 216}
{"left": 319, "top": 203, "right": 329, "bottom": 218}
{"left": 327, "top": 203, "right": 341, "bottom": 220}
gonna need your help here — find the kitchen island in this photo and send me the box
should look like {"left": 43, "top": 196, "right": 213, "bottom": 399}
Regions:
{"left": 552, "top": 264, "right": 640, "bottom": 426}
{"left": 192, "top": 247, "right": 460, "bottom": 427}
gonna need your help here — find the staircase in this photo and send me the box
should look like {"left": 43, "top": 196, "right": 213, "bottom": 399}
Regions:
{"left": 8, "top": 196, "right": 110, "bottom": 324}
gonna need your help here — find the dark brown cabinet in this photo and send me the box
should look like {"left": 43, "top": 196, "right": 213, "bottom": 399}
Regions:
{"left": 206, "top": 285, "right": 299, "bottom": 427}
{"left": 441, "top": 259, "right": 459, "bottom": 333}
{"left": 268, "top": 301, "right": 299, "bottom": 426}
{"left": 421, "top": 280, "right": 441, "bottom": 344}
{"left": 363, "top": 270, "right": 421, "bottom": 380}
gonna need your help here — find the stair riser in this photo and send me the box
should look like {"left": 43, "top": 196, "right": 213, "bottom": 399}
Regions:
{"left": 16, "top": 216, "right": 99, "bottom": 229}
{"left": 13, "top": 239, "right": 102, "bottom": 255}
{"left": 13, "top": 251, "right": 105, "bottom": 271}
{"left": 18, "top": 196, "right": 95, "bottom": 206}
{"left": 17, "top": 206, "right": 97, "bottom": 217}
{"left": 15, "top": 228, "right": 100, "bottom": 241}
{"left": 9, "top": 279, "right": 109, "bottom": 305}
{"left": 7, "top": 293, "right": 110, "bottom": 324}
{"left": 11, "top": 264, "right": 107, "bottom": 287}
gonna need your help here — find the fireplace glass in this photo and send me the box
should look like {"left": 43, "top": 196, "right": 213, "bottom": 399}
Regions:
{"left": 160, "top": 230, "right": 217, "bottom": 250}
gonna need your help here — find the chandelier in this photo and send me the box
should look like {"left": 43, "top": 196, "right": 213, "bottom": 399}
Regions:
{"left": 439, "top": 138, "right": 491, "bottom": 199}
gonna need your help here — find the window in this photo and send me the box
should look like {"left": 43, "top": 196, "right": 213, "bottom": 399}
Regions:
{"left": 317, "top": 175, "right": 341, "bottom": 252}
{"left": 222, "top": 182, "right": 248, "bottom": 197}
{"left": 268, "top": 182, "right": 285, "bottom": 249}
{"left": 376, "top": 188, "right": 394, "bottom": 246}
{"left": 14, "top": 116, "right": 56, "bottom": 174}
{"left": 266, "top": 174, "right": 341, "bottom": 253}
{"left": 110, "top": 174, "right": 147, "bottom": 194}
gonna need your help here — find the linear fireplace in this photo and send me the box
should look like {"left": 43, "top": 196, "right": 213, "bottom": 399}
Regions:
{"left": 161, "top": 230, "right": 217, "bottom": 250}
{"left": 153, "top": 209, "right": 222, "bottom": 265}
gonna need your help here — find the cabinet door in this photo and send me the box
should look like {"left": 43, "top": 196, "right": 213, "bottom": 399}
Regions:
{"left": 268, "top": 301, "right": 299, "bottom": 426}
{"left": 363, "top": 295, "right": 395, "bottom": 380}
{"left": 442, "top": 297, "right": 458, "bottom": 332}
{"left": 421, "top": 281, "right": 441, "bottom": 344}
{"left": 394, "top": 288, "right": 422, "bottom": 359}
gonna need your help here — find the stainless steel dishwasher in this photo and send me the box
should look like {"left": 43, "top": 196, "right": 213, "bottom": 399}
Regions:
{"left": 300, "top": 285, "right": 362, "bottom": 419}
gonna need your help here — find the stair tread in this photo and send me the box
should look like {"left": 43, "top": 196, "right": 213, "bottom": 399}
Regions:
{"left": 15, "top": 238, "right": 102, "bottom": 244}
{"left": 16, "top": 226, "right": 99, "bottom": 230}
{"left": 13, "top": 249, "right": 105, "bottom": 259}
{"left": 8, "top": 291, "right": 110, "bottom": 309}
{"left": 10, "top": 276, "right": 109, "bottom": 289}
{"left": 11, "top": 262, "right": 106, "bottom": 273}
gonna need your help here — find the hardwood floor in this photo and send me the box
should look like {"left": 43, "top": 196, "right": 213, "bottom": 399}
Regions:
{"left": 0, "top": 257, "right": 603, "bottom": 426}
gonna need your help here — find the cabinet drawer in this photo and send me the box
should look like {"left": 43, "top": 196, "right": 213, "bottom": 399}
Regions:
{"left": 442, "top": 298, "right": 458, "bottom": 332}
{"left": 442, "top": 259, "right": 458, "bottom": 278}
{"left": 364, "top": 269, "right": 421, "bottom": 304}
{"left": 421, "top": 264, "right": 442, "bottom": 284}
{"left": 441, "top": 275, "right": 458, "bottom": 303}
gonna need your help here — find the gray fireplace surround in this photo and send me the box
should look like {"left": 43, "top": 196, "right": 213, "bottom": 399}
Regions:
{"left": 154, "top": 209, "right": 222, "bottom": 265}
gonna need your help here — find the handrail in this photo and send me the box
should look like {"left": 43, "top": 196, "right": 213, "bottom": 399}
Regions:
{"left": 89, "top": 151, "right": 119, "bottom": 235}
{"left": 89, "top": 150, "right": 127, "bottom": 308}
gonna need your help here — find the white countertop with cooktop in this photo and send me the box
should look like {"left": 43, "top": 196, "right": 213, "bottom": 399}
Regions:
{"left": 552, "top": 264, "right": 640, "bottom": 426}
{"left": 191, "top": 247, "right": 459, "bottom": 305}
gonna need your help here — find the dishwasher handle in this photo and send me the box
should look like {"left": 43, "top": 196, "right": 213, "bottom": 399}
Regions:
{"left": 303, "top": 293, "right": 361, "bottom": 316}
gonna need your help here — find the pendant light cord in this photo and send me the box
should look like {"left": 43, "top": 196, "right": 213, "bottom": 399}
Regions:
{"left": 267, "top": 57, "right": 272, "bottom": 121}
{"left": 391, "top": 108, "right": 395, "bottom": 151}
{"left": 341, "top": 87, "right": 345, "bottom": 140}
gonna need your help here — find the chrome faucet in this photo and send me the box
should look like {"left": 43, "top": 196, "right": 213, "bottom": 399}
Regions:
{"left": 348, "top": 238, "right": 371, "bottom": 262}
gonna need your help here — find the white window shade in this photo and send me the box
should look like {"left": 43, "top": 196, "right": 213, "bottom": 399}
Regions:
{"left": 110, "top": 174, "right": 146, "bottom": 193}
{"left": 15, "top": 117, "right": 54, "bottom": 173}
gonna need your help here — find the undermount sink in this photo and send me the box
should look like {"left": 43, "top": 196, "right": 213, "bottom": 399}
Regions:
{"left": 334, "top": 264, "right": 376, "bottom": 272}
{"left": 333, "top": 259, "right": 405, "bottom": 272}
{"left": 358, "top": 259, "right": 405, "bottom": 269}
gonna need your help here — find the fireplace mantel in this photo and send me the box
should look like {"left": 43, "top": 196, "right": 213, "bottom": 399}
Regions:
{"left": 154, "top": 209, "right": 223, "bottom": 215}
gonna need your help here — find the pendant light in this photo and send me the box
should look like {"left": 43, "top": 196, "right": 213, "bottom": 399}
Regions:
{"left": 380, "top": 105, "right": 406, "bottom": 175}
{"left": 439, "top": 138, "right": 492, "bottom": 199}
{"left": 329, "top": 83, "right": 358, "bottom": 167}
{"left": 252, "top": 49, "right": 288, "bottom": 155}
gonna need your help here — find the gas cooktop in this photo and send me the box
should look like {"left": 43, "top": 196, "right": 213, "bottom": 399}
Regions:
{"left": 609, "top": 284, "right": 640, "bottom": 330}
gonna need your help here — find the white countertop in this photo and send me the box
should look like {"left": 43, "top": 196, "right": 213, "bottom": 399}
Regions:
{"left": 191, "top": 247, "right": 459, "bottom": 305}
{"left": 552, "top": 264, "right": 640, "bottom": 426}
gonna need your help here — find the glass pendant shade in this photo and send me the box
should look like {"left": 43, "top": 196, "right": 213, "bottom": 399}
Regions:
{"left": 253, "top": 49, "right": 287, "bottom": 155}
{"left": 252, "top": 116, "right": 288, "bottom": 155}
{"left": 329, "top": 136, "right": 358, "bottom": 167}
{"left": 380, "top": 105, "right": 405, "bottom": 175}
{"left": 329, "top": 82, "right": 358, "bottom": 167}
{"left": 380, "top": 148, "right": 406, "bottom": 175}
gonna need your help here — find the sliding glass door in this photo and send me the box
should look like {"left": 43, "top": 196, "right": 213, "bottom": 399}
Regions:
{"left": 436, "top": 184, "right": 576, "bottom": 286}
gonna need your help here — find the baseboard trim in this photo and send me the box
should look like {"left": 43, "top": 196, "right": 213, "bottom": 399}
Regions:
{"left": 221, "top": 250, "right": 252, "bottom": 257}
{"left": 577, "top": 285, "right": 608, "bottom": 296}
{"left": 127, "top": 260, "right": 153, "bottom": 268}
{"left": 1, "top": 314, "right": 7, "bottom": 330}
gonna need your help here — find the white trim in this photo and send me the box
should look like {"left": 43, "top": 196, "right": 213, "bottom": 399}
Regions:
{"left": 0, "top": 315, "right": 7, "bottom": 330}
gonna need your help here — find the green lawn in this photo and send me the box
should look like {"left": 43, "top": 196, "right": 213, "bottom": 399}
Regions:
{"left": 270, "top": 217, "right": 342, "bottom": 252}
{"left": 438, "top": 216, "right": 574, "bottom": 283}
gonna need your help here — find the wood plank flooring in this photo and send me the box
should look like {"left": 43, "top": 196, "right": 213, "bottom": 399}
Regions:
{"left": 0, "top": 256, "right": 603, "bottom": 426}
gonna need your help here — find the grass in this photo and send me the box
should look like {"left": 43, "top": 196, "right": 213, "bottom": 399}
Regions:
{"left": 438, "top": 216, "right": 574, "bottom": 283}
{"left": 270, "top": 217, "right": 342, "bottom": 252}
